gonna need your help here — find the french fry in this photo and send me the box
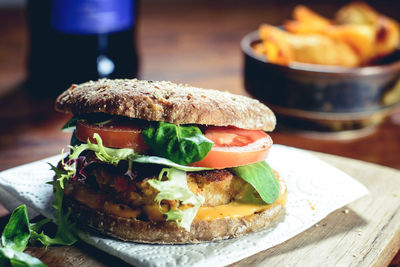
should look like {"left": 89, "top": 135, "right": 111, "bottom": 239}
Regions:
{"left": 326, "top": 24, "right": 375, "bottom": 63}
{"left": 285, "top": 6, "right": 331, "bottom": 35}
{"left": 252, "top": 43, "right": 265, "bottom": 55}
{"left": 285, "top": 20, "right": 326, "bottom": 35}
{"left": 335, "top": 2, "right": 400, "bottom": 58}
{"left": 293, "top": 5, "right": 331, "bottom": 27}
{"left": 286, "top": 33, "right": 359, "bottom": 67}
{"left": 259, "top": 24, "right": 294, "bottom": 65}
{"left": 259, "top": 24, "right": 359, "bottom": 67}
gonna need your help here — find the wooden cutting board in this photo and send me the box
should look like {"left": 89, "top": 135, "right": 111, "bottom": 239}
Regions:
{"left": 23, "top": 152, "right": 400, "bottom": 266}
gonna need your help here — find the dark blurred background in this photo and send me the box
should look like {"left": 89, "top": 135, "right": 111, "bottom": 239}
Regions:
{"left": 2, "top": 0, "right": 400, "bottom": 96}
{"left": 1, "top": 0, "right": 400, "bottom": 170}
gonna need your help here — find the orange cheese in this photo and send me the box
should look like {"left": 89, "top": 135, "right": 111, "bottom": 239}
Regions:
{"left": 195, "top": 177, "right": 286, "bottom": 221}
{"left": 104, "top": 201, "right": 140, "bottom": 219}
{"left": 195, "top": 202, "right": 271, "bottom": 221}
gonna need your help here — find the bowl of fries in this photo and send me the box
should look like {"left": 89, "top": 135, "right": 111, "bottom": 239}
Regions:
{"left": 242, "top": 3, "right": 400, "bottom": 132}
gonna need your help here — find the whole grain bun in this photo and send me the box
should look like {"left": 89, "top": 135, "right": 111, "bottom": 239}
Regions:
{"left": 55, "top": 79, "right": 276, "bottom": 131}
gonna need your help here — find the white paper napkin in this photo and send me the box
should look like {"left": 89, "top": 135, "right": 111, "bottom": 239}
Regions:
{"left": 0, "top": 145, "right": 368, "bottom": 267}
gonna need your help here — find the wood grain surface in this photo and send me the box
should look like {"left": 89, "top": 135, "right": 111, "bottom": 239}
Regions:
{"left": 0, "top": 0, "right": 400, "bottom": 266}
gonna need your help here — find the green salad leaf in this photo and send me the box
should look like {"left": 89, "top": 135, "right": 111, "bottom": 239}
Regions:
{"left": 0, "top": 205, "right": 48, "bottom": 266}
{"left": 43, "top": 166, "right": 78, "bottom": 246}
{"left": 1, "top": 205, "right": 31, "bottom": 252}
{"left": 231, "top": 161, "right": 279, "bottom": 204}
{"left": 51, "top": 157, "right": 76, "bottom": 189}
{"left": 61, "top": 116, "right": 81, "bottom": 132}
{"left": 69, "top": 133, "right": 134, "bottom": 166}
{"left": 142, "top": 122, "right": 213, "bottom": 165}
{"left": 147, "top": 168, "right": 204, "bottom": 231}
{"left": 0, "top": 247, "right": 47, "bottom": 267}
{"left": 69, "top": 130, "right": 84, "bottom": 147}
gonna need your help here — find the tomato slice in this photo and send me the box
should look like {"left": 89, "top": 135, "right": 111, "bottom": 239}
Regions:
{"left": 190, "top": 126, "right": 272, "bottom": 169}
{"left": 76, "top": 121, "right": 272, "bottom": 169}
{"left": 75, "top": 121, "right": 148, "bottom": 153}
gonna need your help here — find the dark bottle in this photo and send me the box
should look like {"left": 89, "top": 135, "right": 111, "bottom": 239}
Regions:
{"left": 26, "top": 0, "right": 139, "bottom": 97}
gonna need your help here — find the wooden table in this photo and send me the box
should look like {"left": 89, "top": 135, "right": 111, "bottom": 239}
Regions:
{"left": 1, "top": 0, "right": 400, "bottom": 266}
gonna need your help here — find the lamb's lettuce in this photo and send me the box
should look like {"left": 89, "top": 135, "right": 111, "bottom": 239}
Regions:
{"left": 0, "top": 203, "right": 76, "bottom": 266}
{"left": 147, "top": 168, "right": 204, "bottom": 231}
{"left": 0, "top": 205, "right": 47, "bottom": 266}
{"left": 231, "top": 161, "right": 279, "bottom": 204}
{"left": 1, "top": 205, "right": 30, "bottom": 252}
{"left": 142, "top": 122, "right": 213, "bottom": 165}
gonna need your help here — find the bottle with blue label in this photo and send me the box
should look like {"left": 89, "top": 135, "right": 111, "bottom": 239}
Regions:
{"left": 27, "top": 0, "right": 139, "bottom": 97}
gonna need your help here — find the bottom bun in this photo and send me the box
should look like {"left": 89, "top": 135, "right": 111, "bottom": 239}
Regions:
{"left": 65, "top": 176, "right": 286, "bottom": 244}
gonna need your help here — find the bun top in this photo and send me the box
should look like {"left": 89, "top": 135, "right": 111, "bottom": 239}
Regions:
{"left": 55, "top": 79, "right": 276, "bottom": 131}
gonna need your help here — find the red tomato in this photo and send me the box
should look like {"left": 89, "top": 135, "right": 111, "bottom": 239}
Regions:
{"left": 75, "top": 121, "right": 272, "bottom": 169}
{"left": 190, "top": 126, "right": 272, "bottom": 169}
{"left": 75, "top": 121, "right": 148, "bottom": 153}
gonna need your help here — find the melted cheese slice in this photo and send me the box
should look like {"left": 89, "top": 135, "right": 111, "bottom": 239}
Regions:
{"left": 195, "top": 177, "right": 286, "bottom": 221}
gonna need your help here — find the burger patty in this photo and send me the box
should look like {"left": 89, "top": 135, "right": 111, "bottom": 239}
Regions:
{"left": 65, "top": 164, "right": 249, "bottom": 211}
{"left": 187, "top": 170, "right": 247, "bottom": 206}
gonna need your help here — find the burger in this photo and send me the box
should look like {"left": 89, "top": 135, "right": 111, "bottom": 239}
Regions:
{"left": 53, "top": 79, "right": 287, "bottom": 244}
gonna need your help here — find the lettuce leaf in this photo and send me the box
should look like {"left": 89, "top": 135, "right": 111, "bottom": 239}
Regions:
{"left": 69, "top": 133, "right": 134, "bottom": 166}
{"left": 231, "top": 161, "right": 279, "bottom": 204}
{"left": 1, "top": 205, "right": 30, "bottom": 252}
{"left": 0, "top": 205, "right": 58, "bottom": 266}
{"left": 147, "top": 168, "right": 204, "bottom": 231}
{"left": 0, "top": 166, "right": 78, "bottom": 251}
{"left": 61, "top": 116, "right": 81, "bottom": 132}
{"left": 43, "top": 165, "right": 78, "bottom": 246}
{"left": 0, "top": 247, "right": 47, "bottom": 267}
{"left": 52, "top": 153, "right": 76, "bottom": 189}
{"left": 142, "top": 122, "right": 213, "bottom": 165}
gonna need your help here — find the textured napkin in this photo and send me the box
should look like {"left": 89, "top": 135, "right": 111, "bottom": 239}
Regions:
{"left": 0, "top": 145, "right": 368, "bottom": 267}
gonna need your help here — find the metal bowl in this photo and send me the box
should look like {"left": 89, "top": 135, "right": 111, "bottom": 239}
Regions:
{"left": 242, "top": 30, "right": 400, "bottom": 132}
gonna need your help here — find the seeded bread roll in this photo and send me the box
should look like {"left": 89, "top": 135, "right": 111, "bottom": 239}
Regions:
{"left": 66, "top": 198, "right": 285, "bottom": 244}
{"left": 55, "top": 79, "right": 276, "bottom": 131}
